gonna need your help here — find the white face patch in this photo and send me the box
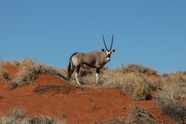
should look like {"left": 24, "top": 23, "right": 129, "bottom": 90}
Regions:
{"left": 106, "top": 50, "right": 111, "bottom": 55}
{"left": 105, "top": 50, "right": 112, "bottom": 62}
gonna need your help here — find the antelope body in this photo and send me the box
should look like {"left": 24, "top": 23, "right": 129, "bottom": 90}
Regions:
{"left": 68, "top": 35, "right": 115, "bottom": 85}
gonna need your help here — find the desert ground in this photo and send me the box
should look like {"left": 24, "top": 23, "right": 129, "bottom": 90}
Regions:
{"left": 0, "top": 58, "right": 186, "bottom": 124}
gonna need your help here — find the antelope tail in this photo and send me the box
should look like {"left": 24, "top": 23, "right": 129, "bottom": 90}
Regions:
{"left": 68, "top": 57, "right": 76, "bottom": 81}
{"left": 67, "top": 52, "right": 78, "bottom": 81}
{"left": 67, "top": 59, "right": 72, "bottom": 80}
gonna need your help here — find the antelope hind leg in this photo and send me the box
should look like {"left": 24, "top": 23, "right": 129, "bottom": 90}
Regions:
{"left": 75, "top": 73, "right": 81, "bottom": 85}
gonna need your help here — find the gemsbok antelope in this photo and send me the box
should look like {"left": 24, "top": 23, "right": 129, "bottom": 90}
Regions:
{"left": 68, "top": 35, "right": 115, "bottom": 85}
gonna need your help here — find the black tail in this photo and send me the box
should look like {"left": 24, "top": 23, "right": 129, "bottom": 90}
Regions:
{"left": 67, "top": 52, "right": 78, "bottom": 81}
{"left": 68, "top": 58, "right": 75, "bottom": 80}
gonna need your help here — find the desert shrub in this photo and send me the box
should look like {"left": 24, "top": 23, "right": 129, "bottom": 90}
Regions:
{"left": 20, "top": 57, "right": 36, "bottom": 67}
{"left": 79, "top": 68, "right": 93, "bottom": 77}
{"left": 101, "top": 105, "right": 158, "bottom": 124}
{"left": 11, "top": 60, "right": 21, "bottom": 66}
{"left": 119, "top": 64, "right": 157, "bottom": 75}
{"left": 0, "top": 67, "right": 10, "bottom": 81}
{"left": 79, "top": 70, "right": 96, "bottom": 85}
{"left": 0, "top": 59, "right": 4, "bottom": 66}
{"left": 102, "top": 118, "right": 125, "bottom": 124}
{"left": 0, "top": 59, "right": 10, "bottom": 66}
{"left": 28, "top": 116, "right": 64, "bottom": 124}
{"left": 127, "top": 105, "right": 158, "bottom": 124}
{"left": 7, "top": 106, "right": 26, "bottom": 119}
{"left": 102, "top": 71, "right": 161, "bottom": 100}
{"left": 0, "top": 106, "right": 65, "bottom": 124}
{"left": 125, "top": 105, "right": 157, "bottom": 124}
{"left": 11, "top": 63, "right": 67, "bottom": 89}
{"left": 154, "top": 92, "right": 186, "bottom": 124}
{"left": 161, "top": 71, "right": 186, "bottom": 100}
{"left": 154, "top": 72, "right": 186, "bottom": 123}
{"left": 164, "top": 71, "right": 186, "bottom": 85}
{"left": 0, "top": 58, "right": 34, "bottom": 67}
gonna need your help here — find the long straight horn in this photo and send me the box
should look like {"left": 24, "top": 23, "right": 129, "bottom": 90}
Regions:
{"left": 102, "top": 35, "right": 108, "bottom": 50}
{"left": 110, "top": 34, "right": 114, "bottom": 50}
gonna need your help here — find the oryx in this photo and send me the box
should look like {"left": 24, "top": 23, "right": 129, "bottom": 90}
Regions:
{"left": 67, "top": 35, "right": 115, "bottom": 85}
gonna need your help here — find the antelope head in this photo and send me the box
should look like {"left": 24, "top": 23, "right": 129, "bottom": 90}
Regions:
{"left": 102, "top": 35, "right": 116, "bottom": 62}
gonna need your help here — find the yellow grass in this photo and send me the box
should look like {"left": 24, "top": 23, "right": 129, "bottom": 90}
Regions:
{"left": 11, "top": 59, "right": 67, "bottom": 89}
{"left": 1, "top": 58, "right": 186, "bottom": 123}
{"left": 0, "top": 106, "right": 65, "bottom": 124}
{"left": 0, "top": 68, "right": 10, "bottom": 81}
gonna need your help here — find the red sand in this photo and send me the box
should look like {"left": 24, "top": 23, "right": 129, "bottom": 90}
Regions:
{"left": 0, "top": 65, "right": 176, "bottom": 124}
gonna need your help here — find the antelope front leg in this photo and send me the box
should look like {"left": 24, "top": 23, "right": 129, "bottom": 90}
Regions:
{"left": 96, "top": 68, "right": 100, "bottom": 84}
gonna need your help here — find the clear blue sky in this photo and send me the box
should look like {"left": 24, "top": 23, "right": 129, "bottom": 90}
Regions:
{"left": 0, "top": 1, "right": 186, "bottom": 74}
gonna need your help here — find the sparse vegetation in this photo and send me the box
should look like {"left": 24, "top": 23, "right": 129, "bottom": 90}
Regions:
{"left": 159, "top": 71, "right": 186, "bottom": 102}
{"left": 0, "top": 68, "right": 10, "bottom": 81}
{"left": 126, "top": 105, "right": 157, "bottom": 124}
{"left": 7, "top": 106, "right": 26, "bottom": 119}
{"left": 154, "top": 71, "right": 186, "bottom": 123}
{"left": 0, "top": 106, "right": 65, "bottom": 124}
{"left": 102, "top": 70, "right": 161, "bottom": 100}
{"left": 1, "top": 58, "right": 186, "bottom": 123}
{"left": 11, "top": 59, "right": 67, "bottom": 89}
{"left": 0, "top": 59, "right": 11, "bottom": 81}
{"left": 101, "top": 105, "right": 158, "bottom": 124}
{"left": 11, "top": 60, "right": 21, "bottom": 66}
{"left": 102, "top": 118, "right": 125, "bottom": 124}
{"left": 155, "top": 92, "right": 186, "bottom": 124}
{"left": 119, "top": 63, "right": 157, "bottom": 75}
{"left": 64, "top": 64, "right": 160, "bottom": 100}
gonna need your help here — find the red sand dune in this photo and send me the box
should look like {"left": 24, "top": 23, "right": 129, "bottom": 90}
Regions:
{"left": 0, "top": 65, "right": 176, "bottom": 124}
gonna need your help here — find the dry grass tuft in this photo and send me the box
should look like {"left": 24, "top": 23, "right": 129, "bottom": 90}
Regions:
{"left": 11, "top": 63, "right": 67, "bottom": 89}
{"left": 102, "top": 105, "right": 158, "bottom": 124}
{"left": 102, "top": 118, "right": 125, "bottom": 124}
{"left": 154, "top": 92, "right": 186, "bottom": 123}
{"left": 11, "top": 60, "right": 21, "bottom": 66}
{"left": 119, "top": 63, "right": 157, "bottom": 75}
{"left": 163, "top": 71, "right": 186, "bottom": 85}
{"left": 0, "top": 67, "right": 11, "bottom": 81}
{"left": 161, "top": 71, "right": 186, "bottom": 101}
{"left": 102, "top": 70, "right": 161, "bottom": 100}
{"left": 7, "top": 106, "right": 26, "bottom": 119}
{"left": 0, "top": 59, "right": 4, "bottom": 67}
{"left": 0, "top": 59, "right": 9, "bottom": 66}
{"left": 126, "top": 105, "right": 157, "bottom": 124}
{"left": 28, "top": 115, "right": 65, "bottom": 124}
{"left": 20, "top": 57, "right": 36, "bottom": 67}
{"left": 0, "top": 106, "right": 65, "bottom": 124}
{"left": 154, "top": 71, "right": 186, "bottom": 123}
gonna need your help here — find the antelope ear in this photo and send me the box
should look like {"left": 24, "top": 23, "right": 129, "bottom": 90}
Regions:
{"left": 112, "top": 49, "right": 116, "bottom": 52}
{"left": 101, "top": 49, "right": 105, "bottom": 51}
